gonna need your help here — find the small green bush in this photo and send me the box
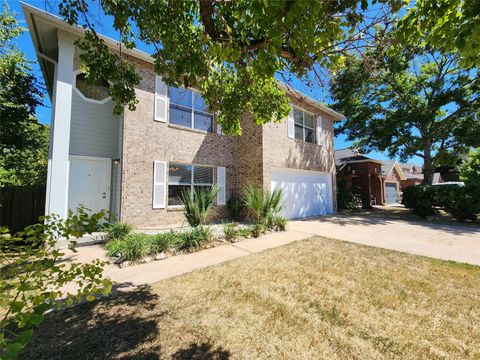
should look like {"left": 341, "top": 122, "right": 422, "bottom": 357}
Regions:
{"left": 224, "top": 224, "right": 239, "bottom": 242}
{"left": 237, "top": 227, "right": 252, "bottom": 238}
{"left": 150, "top": 232, "right": 177, "bottom": 253}
{"left": 104, "top": 222, "right": 133, "bottom": 241}
{"left": 271, "top": 216, "right": 287, "bottom": 231}
{"left": 105, "top": 233, "right": 150, "bottom": 262}
{"left": 402, "top": 185, "right": 436, "bottom": 219}
{"left": 251, "top": 223, "right": 266, "bottom": 238}
{"left": 177, "top": 226, "right": 213, "bottom": 250}
{"left": 441, "top": 183, "right": 480, "bottom": 222}
{"left": 179, "top": 186, "right": 219, "bottom": 227}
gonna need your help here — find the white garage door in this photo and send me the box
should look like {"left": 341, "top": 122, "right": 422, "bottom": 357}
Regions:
{"left": 271, "top": 168, "right": 333, "bottom": 219}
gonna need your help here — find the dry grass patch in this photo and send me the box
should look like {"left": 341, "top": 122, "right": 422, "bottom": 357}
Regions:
{"left": 21, "top": 237, "right": 480, "bottom": 359}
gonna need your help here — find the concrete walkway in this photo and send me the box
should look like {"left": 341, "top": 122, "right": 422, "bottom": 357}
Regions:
{"left": 62, "top": 230, "right": 308, "bottom": 288}
{"left": 289, "top": 213, "right": 480, "bottom": 266}
{"left": 63, "top": 211, "right": 480, "bottom": 289}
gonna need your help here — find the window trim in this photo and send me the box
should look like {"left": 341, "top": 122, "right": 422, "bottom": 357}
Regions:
{"left": 292, "top": 105, "right": 316, "bottom": 143}
{"left": 167, "top": 162, "right": 215, "bottom": 208}
{"left": 72, "top": 69, "right": 112, "bottom": 105}
{"left": 169, "top": 87, "right": 214, "bottom": 132}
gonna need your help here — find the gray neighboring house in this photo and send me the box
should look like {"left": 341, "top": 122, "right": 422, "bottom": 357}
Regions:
{"left": 23, "top": 3, "right": 345, "bottom": 228}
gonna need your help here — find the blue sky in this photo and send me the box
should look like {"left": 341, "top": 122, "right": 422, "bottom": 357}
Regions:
{"left": 9, "top": 0, "right": 422, "bottom": 166}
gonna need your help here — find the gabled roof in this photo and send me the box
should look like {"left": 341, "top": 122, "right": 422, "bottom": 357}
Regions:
{"left": 334, "top": 148, "right": 383, "bottom": 167}
{"left": 21, "top": 2, "right": 345, "bottom": 120}
{"left": 381, "top": 160, "right": 407, "bottom": 181}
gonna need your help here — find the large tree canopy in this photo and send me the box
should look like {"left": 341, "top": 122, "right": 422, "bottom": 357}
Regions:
{"left": 0, "top": 5, "right": 48, "bottom": 186}
{"left": 396, "top": 0, "right": 480, "bottom": 69}
{"left": 57, "top": 0, "right": 405, "bottom": 134}
{"left": 332, "top": 45, "right": 480, "bottom": 184}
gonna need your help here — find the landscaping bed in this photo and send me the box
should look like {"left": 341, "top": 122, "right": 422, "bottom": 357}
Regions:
{"left": 103, "top": 221, "right": 286, "bottom": 267}
{"left": 103, "top": 183, "right": 287, "bottom": 267}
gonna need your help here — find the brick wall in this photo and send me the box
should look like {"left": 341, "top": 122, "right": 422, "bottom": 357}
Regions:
{"left": 120, "top": 56, "right": 236, "bottom": 228}
{"left": 262, "top": 96, "right": 338, "bottom": 210}
{"left": 120, "top": 56, "right": 339, "bottom": 227}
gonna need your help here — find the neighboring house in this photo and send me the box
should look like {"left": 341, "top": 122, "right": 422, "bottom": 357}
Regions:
{"left": 23, "top": 4, "right": 344, "bottom": 228}
{"left": 335, "top": 149, "right": 406, "bottom": 206}
{"left": 399, "top": 163, "right": 424, "bottom": 189}
{"left": 381, "top": 160, "right": 407, "bottom": 205}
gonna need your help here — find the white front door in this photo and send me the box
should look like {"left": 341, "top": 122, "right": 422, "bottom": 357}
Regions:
{"left": 68, "top": 156, "right": 111, "bottom": 215}
{"left": 271, "top": 168, "right": 333, "bottom": 219}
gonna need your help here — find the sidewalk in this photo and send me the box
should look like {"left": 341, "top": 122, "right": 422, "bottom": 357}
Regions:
{"left": 62, "top": 230, "right": 308, "bottom": 289}
{"left": 62, "top": 212, "right": 480, "bottom": 290}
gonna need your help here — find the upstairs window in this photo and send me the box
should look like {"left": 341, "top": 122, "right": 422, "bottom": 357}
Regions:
{"left": 74, "top": 72, "right": 110, "bottom": 103}
{"left": 168, "top": 163, "right": 213, "bottom": 206}
{"left": 169, "top": 87, "right": 213, "bottom": 132}
{"left": 293, "top": 107, "right": 315, "bottom": 143}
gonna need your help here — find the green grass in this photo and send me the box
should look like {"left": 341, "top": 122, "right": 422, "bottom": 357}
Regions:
{"left": 21, "top": 237, "right": 480, "bottom": 359}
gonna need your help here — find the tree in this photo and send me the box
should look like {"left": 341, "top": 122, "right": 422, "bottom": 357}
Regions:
{"left": 0, "top": 5, "right": 48, "bottom": 186}
{"left": 460, "top": 148, "right": 480, "bottom": 184}
{"left": 396, "top": 0, "right": 480, "bottom": 69}
{"left": 331, "top": 46, "right": 479, "bottom": 184}
{"left": 56, "top": 0, "right": 403, "bottom": 134}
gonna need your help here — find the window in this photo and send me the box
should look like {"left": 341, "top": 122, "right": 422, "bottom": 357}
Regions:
{"left": 74, "top": 72, "right": 110, "bottom": 102}
{"left": 168, "top": 163, "right": 213, "bottom": 206}
{"left": 169, "top": 86, "right": 213, "bottom": 132}
{"left": 293, "top": 107, "right": 315, "bottom": 143}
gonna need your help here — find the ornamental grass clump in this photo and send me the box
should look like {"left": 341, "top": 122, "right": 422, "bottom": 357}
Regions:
{"left": 104, "top": 222, "right": 133, "bottom": 241}
{"left": 179, "top": 186, "right": 219, "bottom": 227}
{"left": 243, "top": 184, "right": 284, "bottom": 230}
{"left": 177, "top": 226, "right": 213, "bottom": 251}
{"left": 105, "top": 233, "right": 151, "bottom": 262}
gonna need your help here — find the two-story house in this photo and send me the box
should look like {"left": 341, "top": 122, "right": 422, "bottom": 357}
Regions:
{"left": 23, "top": 3, "right": 344, "bottom": 228}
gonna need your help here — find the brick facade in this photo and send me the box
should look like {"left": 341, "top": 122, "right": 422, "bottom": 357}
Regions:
{"left": 120, "top": 56, "right": 338, "bottom": 228}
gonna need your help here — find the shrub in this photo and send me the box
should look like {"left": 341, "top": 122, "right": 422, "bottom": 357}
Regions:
{"left": 104, "top": 222, "right": 133, "bottom": 241}
{"left": 177, "top": 226, "right": 213, "bottom": 251}
{"left": 227, "top": 194, "right": 244, "bottom": 220}
{"left": 237, "top": 227, "right": 253, "bottom": 238}
{"left": 402, "top": 185, "right": 436, "bottom": 219}
{"left": 441, "top": 183, "right": 480, "bottom": 222}
{"left": 271, "top": 216, "right": 287, "bottom": 231}
{"left": 223, "top": 224, "right": 239, "bottom": 242}
{"left": 105, "top": 233, "right": 151, "bottom": 262}
{"left": 150, "top": 232, "right": 177, "bottom": 253}
{"left": 251, "top": 223, "right": 266, "bottom": 238}
{"left": 243, "top": 184, "right": 283, "bottom": 227}
{"left": 179, "top": 186, "right": 219, "bottom": 227}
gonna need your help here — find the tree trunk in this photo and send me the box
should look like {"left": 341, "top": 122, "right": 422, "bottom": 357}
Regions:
{"left": 423, "top": 146, "right": 434, "bottom": 185}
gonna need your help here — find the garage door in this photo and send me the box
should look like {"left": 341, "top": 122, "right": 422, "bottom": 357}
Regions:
{"left": 385, "top": 183, "right": 398, "bottom": 205}
{"left": 271, "top": 168, "right": 333, "bottom": 219}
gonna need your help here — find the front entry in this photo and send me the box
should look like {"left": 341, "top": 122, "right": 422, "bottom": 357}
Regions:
{"left": 68, "top": 156, "right": 111, "bottom": 215}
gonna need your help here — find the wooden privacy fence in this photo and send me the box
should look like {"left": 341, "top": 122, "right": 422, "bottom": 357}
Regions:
{"left": 0, "top": 185, "right": 46, "bottom": 233}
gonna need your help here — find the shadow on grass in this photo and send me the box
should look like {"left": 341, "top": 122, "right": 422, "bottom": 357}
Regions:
{"left": 20, "top": 285, "right": 162, "bottom": 360}
{"left": 172, "top": 342, "right": 230, "bottom": 359}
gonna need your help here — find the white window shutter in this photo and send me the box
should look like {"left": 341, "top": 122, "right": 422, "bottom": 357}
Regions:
{"left": 316, "top": 115, "right": 323, "bottom": 144}
{"left": 153, "top": 161, "right": 166, "bottom": 208}
{"left": 154, "top": 75, "right": 168, "bottom": 122}
{"left": 287, "top": 105, "right": 295, "bottom": 139}
{"left": 217, "top": 167, "right": 226, "bottom": 205}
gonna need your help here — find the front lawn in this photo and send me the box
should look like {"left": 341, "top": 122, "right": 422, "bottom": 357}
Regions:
{"left": 21, "top": 237, "right": 479, "bottom": 359}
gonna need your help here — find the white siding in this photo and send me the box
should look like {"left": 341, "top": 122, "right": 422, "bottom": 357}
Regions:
{"left": 69, "top": 92, "right": 119, "bottom": 158}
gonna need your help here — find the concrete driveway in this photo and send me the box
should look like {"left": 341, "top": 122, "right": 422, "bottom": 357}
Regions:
{"left": 289, "top": 211, "right": 480, "bottom": 266}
